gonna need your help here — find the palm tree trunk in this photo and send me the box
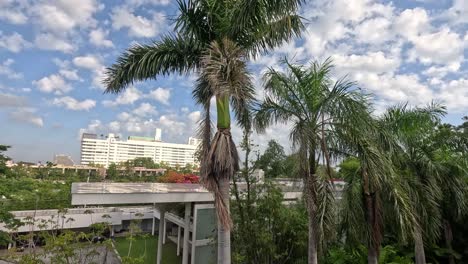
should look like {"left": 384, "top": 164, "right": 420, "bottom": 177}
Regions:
{"left": 206, "top": 94, "right": 236, "bottom": 264}
{"left": 363, "top": 169, "right": 379, "bottom": 264}
{"left": 218, "top": 177, "right": 231, "bottom": 264}
{"left": 367, "top": 246, "right": 378, "bottom": 264}
{"left": 306, "top": 175, "right": 318, "bottom": 264}
{"left": 414, "top": 227, "right": 426, "bottom": 264}
{"left": 307, "top": 209, "right": 318, "bottom": 264}
{"left": 444, "top": 220, "right": 455, "bottom": 264}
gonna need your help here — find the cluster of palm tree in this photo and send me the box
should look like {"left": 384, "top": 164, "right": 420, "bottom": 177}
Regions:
{"left": 254, "top": 59, "right": 467, "bottom": 264}
{"left": 103, "top": 0, "right": 467, "bottom": 263}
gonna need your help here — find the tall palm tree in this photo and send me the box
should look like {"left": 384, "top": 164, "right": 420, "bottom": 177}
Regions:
{"left": 254, "top": 59, "right": 370, "bottom": 264}
{"left": 338, "top": 125, "right": 416, "bottom": 264}
{"left": 103, "top": 1, "right": 304, "bottom": 262}
{"left": 380, "top": 103, "right": 448, "bottom": 264}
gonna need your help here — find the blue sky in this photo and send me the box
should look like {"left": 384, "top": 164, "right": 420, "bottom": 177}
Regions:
{"left": 1, "top": 0, "right": 467, "bottom": 163}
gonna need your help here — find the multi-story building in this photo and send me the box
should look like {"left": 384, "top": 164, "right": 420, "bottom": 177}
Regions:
{"left": 80, "top": 129, "right": 200, "bottom": 167}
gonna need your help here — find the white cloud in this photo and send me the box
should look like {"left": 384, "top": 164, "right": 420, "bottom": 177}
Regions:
{"left": 9, "top": 108, "right": 44, "bottom": 127}
{"left": 91, "top": 67, "right": 106, "bottom": 90}
{"left": 59, "top": 69, "right": 81, "bottom": 81}
{"left": 443, "top": 0, "right": 468, "bottom": 25}
{"left": 73, "top": 55, "right": 106, "bottom": 89}
{"left": 117, "top": 112, "right": 132, "bottom": 121}
{"left": 79, "top": 119, "right": 105, "bottom": 137}
{"left": 125, "top": 0, "right": 170, "bottom": 7}
{"left": 423, "top": 63, "right": 460, "bottom": 78}
{"left": 0, "top": 1, "right": 27, "bottom": 24}
{"left": 33, "top": 74, "right": 72, "bottom": 94}
{"left": 89, "top": 28, "right": 114, "bottom": 48}
{"left": 394, "top": 8, "right": 431, "bottom": 39}
{"left": 188, "top": 111, "right": 201, "bottom": 123}
{"left": 304, "top": 0, "right": 395, "bottom": 57}
{"left": 102, "top": 86, "right": 142, "bottom": 106}
{"left": 0, "top": 59, "right": 22, "bottom": 79}
{"left": 132, "top": 102, "right": 157, "bottom": 117}
{"left": 407, "top": 28, "right": 464, "bottom": 65}
{"left": 111, "top": 7, "right": 166, "bottom": 38}
{"left": 73, "top": 55, "right": 102, "bottom": 70}
{"left": 0, "top": 32, "right": 31, "bottom": 53}
{"left": 437, "top": 78, "right": 468, "bottom": 112}
{"left": 53, "top": 96, "right": 96, "bottom": 111}
{"left": 332, "top": 51, "right": 400, "bottom": 75}
{"left": 31, "top": 0, "right": 102, "bottom": 33}
{"left": 355, "top": 73, "right": 434, "bottom": 105}
{"left": 34, "top": 33, "right": 75, "bottom": 53}
{"left": 158, "top": 115, "right": 186, "bottom": 134}
{"left": 355, "top": 17, "right": 393, "bottom": 44}
{"left": 148, "top": 87, "right": 171, "bottom": 105}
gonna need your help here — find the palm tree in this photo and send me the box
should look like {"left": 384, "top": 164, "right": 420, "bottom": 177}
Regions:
{"left": 380, "top": 103, "right": 448, "bottom": 264}
{"left": 103, "top": 1, "right": 304, "bottom": 262}
{"left": 338, "top": 130, "right": 415, "bottom": 264}
{"left": 254, "top": 59, "right": 370, "bottom": 264}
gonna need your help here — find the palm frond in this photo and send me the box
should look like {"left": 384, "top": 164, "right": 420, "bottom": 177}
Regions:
{"left": 104, "top": 34, "right": 203, "bottom": 93}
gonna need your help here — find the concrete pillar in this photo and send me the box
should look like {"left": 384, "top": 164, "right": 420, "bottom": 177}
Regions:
{"left": 152, "top": 216, "right": 156, "bottom": 236}
{"left": 8, "top": 243, "right": 12, "bottom": 249}
{"left": 163, "top": 218, "right": 166, "bottom": 244}
{"left": 182, "top": 202, "right": 191, "bottom": 264}
{"left": 157, "top": 210, "right": 165, "bottom": 264}
{"left": 111, "top": 225, "right": 115, "bottom": 237}
{"left": 177, "top": 226, "right": 181, "bottom": 256}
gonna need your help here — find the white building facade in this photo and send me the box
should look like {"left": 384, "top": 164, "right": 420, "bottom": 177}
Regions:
{"left": 81, "top": 129, "right": 200, "bottom": 167}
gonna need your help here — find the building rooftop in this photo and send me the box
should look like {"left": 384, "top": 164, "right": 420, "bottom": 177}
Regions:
{"left": 71, "top": 182, "right": 213, "bottom": 205}
{"left": 72, "top": 182, "right": 208, "bottom": 194}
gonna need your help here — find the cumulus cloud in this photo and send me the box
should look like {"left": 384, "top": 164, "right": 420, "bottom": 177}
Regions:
{"left": 332, "top": 51, "right": 400, "bottom": 75}
{"left": 443, "top": 0, "right": 468, "bottom": 25}
{"left": 34, "top": 33, "right": 75, "bottom": 53}
{"left": 394, "top": 8, "right": 431, "bottom": 39}
{"left": 188, "top": 111, "right": 201, "bottom": 123}
{"left": 148, "top": 87, "right": 171, "bottom": 105}
{"left": 437, "top": 78, "right": 468, "bottom": 112}
{"left": 53, "top": 96, "right": 96, "bottom": 111}
{"left": 0, "top": 59, "right": 22, "bottom": 79}
{"left": 423, "top": 63, "right": 460, "bottom": 78}
{"left": 407, "top": 28, "right": 464, "bottom": 65}
{"left": 89, "top": 28, "right": 114, "bottom": 48}
{"left": 73, "top": 55, "right": 102, "bottom": 70}
{"left": 132, "top": 102, "right": 157, "bottom": 117}
{"left": 125, "top": 0, "right": 170, "bottom": 7}
{"left": 0, "top": 1, "right": 27, "bottom": 24}
{"left": 111, "top": 7, "right": 166, "bottom": 38}
{"left": 73, "top": 55, "right": 106, "bottom": 89}
{"left": 355, "top": 73, "right": 434, "bottom": 105}
{"left": 102, "top": 86, "right": 142, "bottom": 106}
{"left": 33, "top": 74, "right": 72, "bottom": 94}
{"left": 0, "top": 32, "right": 31, "bottom": 53}
{"left": 31, "top": 0, "right": 102, "bottom": 33}
{"left": 355, "top": 17, "right": 393, "bottom": 44}
{"left": 59, "top": 69, "right": 81, "bottom": 81}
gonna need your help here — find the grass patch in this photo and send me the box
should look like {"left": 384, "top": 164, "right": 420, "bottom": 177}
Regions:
{"left": 114, "top": 235, "right": 181, "bottom": 264}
